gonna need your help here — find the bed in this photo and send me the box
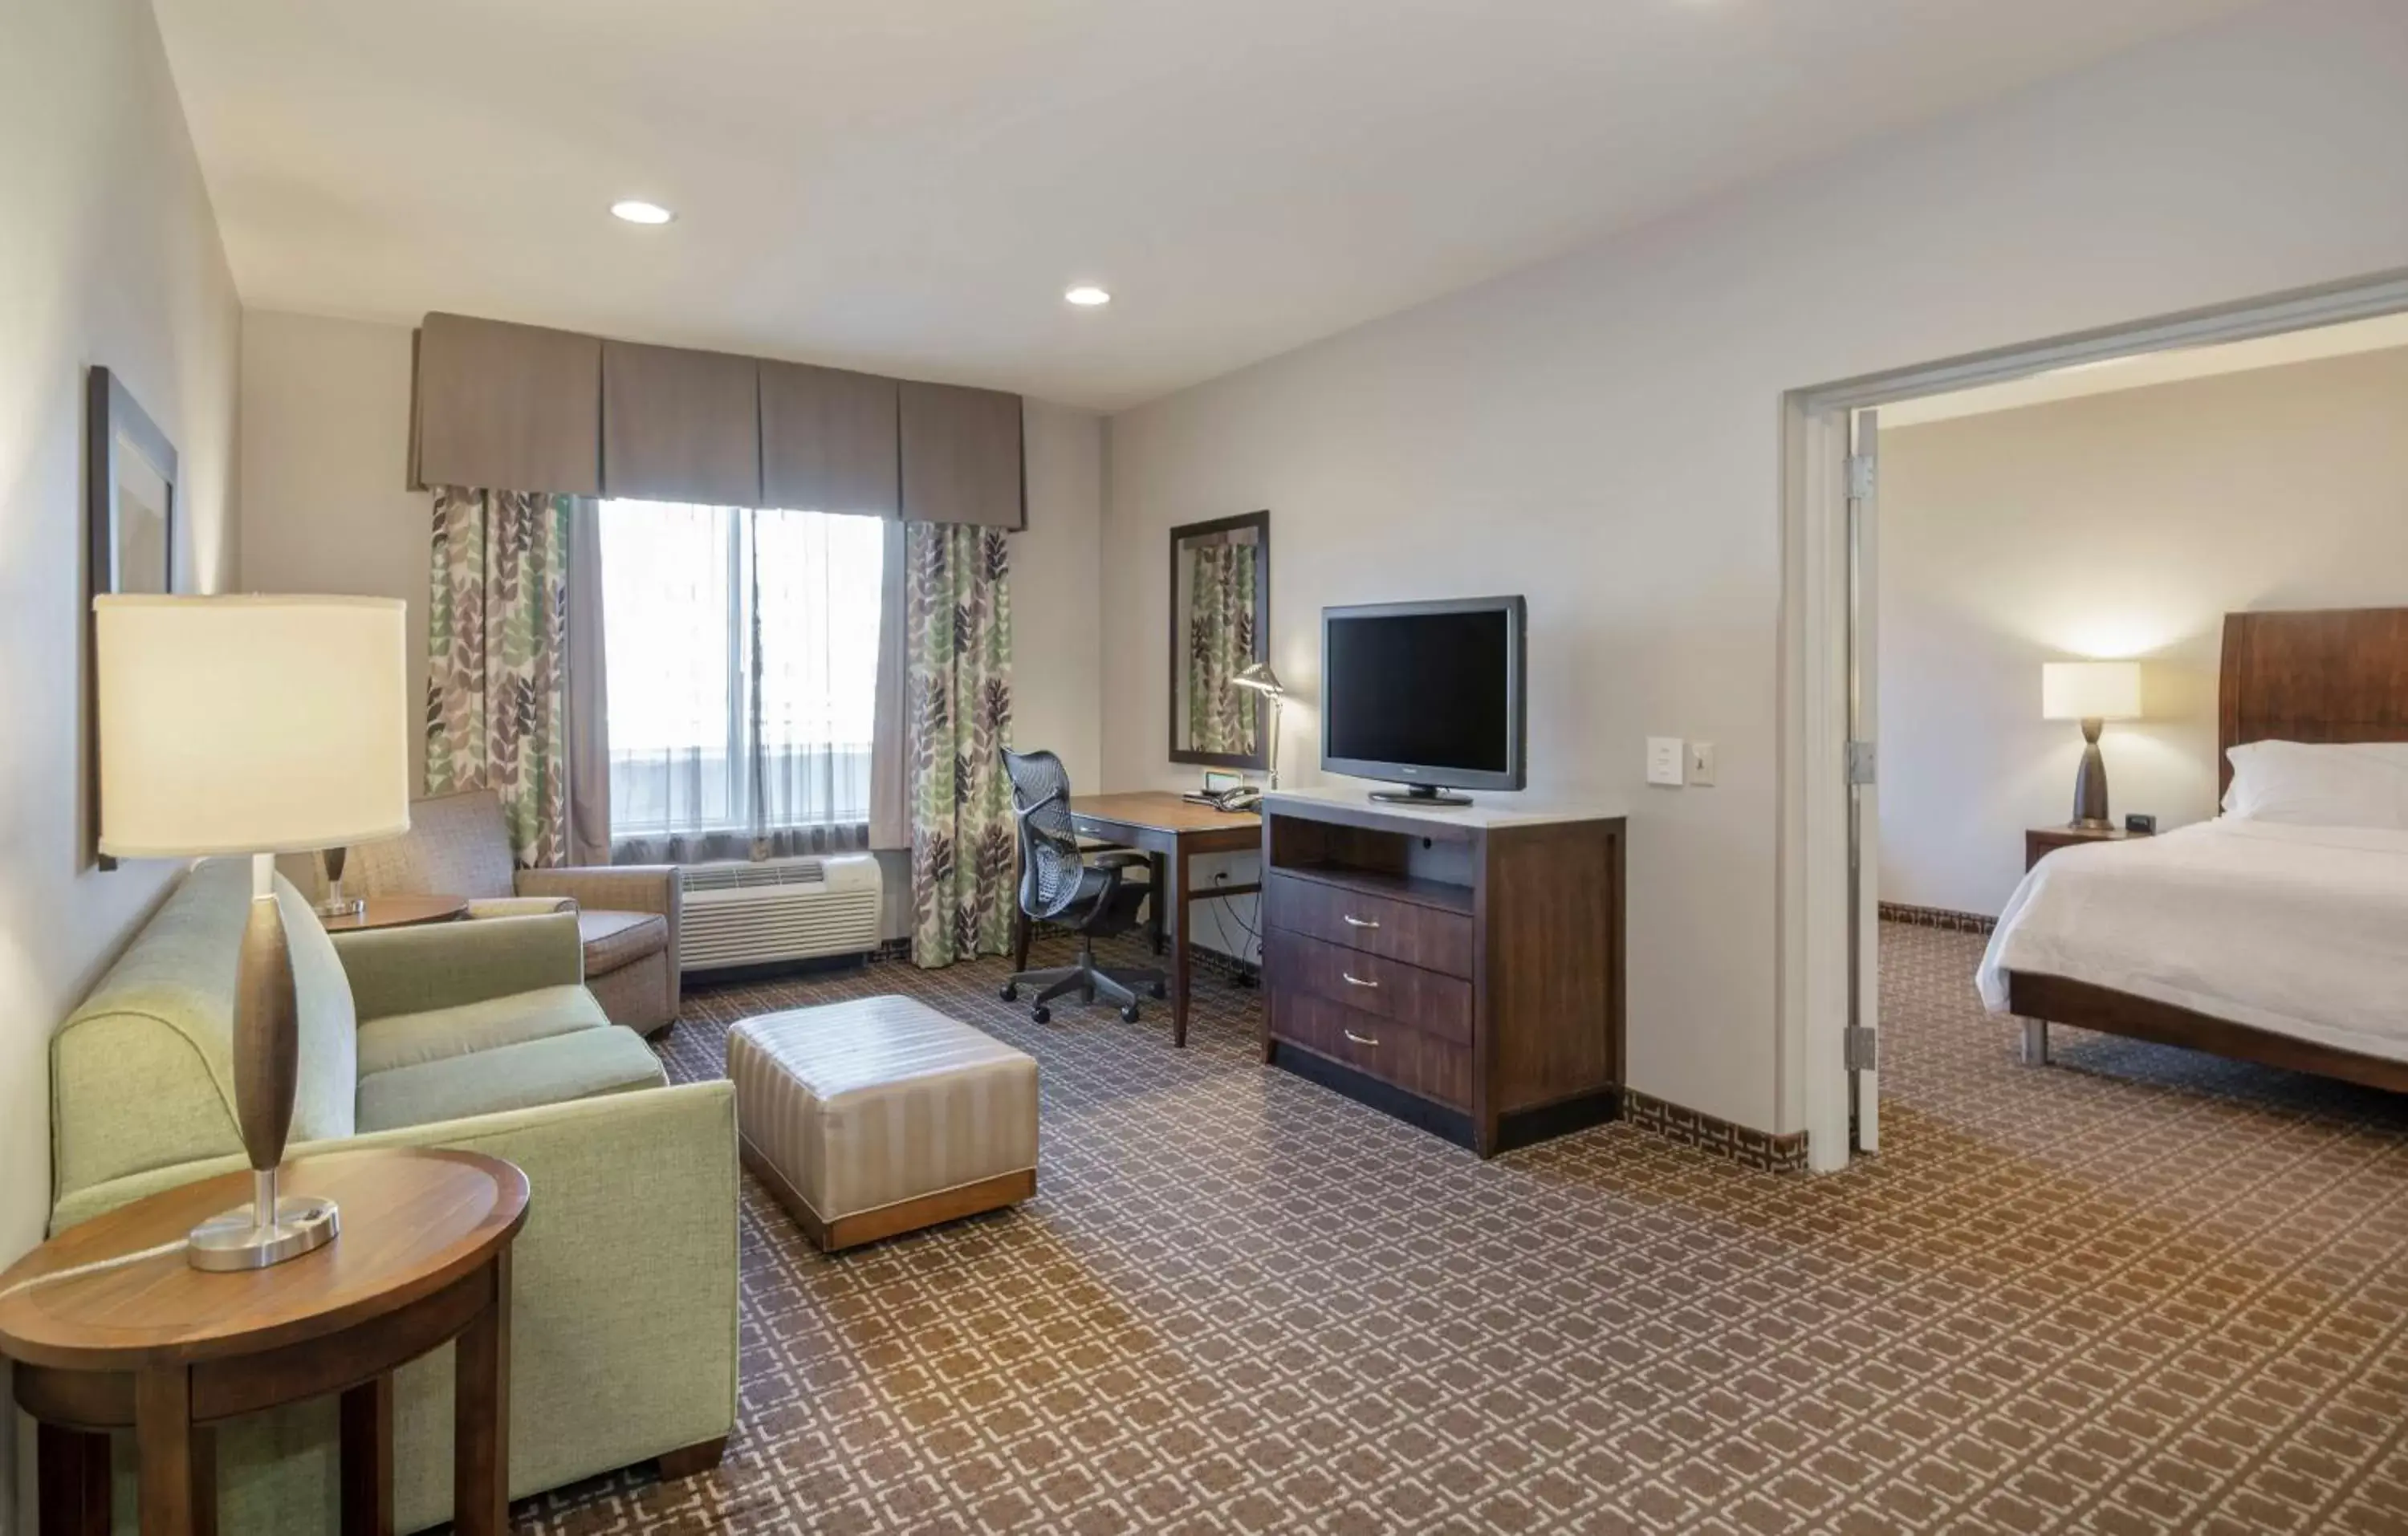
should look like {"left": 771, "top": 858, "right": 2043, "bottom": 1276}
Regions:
{"left": 1979, "top": 607, "right": 2408, "bottom": 1091}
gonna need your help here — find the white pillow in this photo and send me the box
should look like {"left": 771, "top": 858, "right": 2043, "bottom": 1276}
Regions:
{"left": 2223, "top": 741, "right": 2408, "bottom": 830}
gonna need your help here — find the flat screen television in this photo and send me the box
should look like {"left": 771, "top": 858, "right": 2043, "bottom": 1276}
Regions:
{"left": 1321, "top": 596, "right": 1526, "bottom": 804}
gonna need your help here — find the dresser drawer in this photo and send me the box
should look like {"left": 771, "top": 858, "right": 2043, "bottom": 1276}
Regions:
{"left": 1266, "top": 928, "right": 1471, "bottom": 1046}
{"left": 1263, "top": 872, "right": 1474, "bottom": 977}
{"left": 1270, "top": 990, "right": 1471, "bottom": 1111}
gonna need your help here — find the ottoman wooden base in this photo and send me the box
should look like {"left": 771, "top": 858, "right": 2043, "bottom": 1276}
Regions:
{"left": 742, "top": 1138, "right": 1033, "bottom": 1252}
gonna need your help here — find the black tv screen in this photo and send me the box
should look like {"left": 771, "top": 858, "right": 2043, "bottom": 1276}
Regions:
{"left": 1322, "top": 597, "right": 1525, "bottom": 791}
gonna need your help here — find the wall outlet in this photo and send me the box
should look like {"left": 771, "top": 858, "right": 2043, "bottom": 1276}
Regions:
{"left": 1646, "top": 737, "right": 1685, "bottom": 787}
{"left": 1686, "top": 741, "right": 1717, "bottom": 787}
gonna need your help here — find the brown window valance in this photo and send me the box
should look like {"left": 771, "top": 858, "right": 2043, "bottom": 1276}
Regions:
{"left": 413, "top": 315, "right": 602, "bottom": 497}
{"left": 603, "top": 340, "right": 762, "bottom": 508}
{"left": 409, "top": 312, "right": 1023, "bottom": 528}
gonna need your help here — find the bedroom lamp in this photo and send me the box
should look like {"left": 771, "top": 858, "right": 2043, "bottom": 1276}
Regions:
{"left": 94, "top": 594, "right": 410, "bottom": 1270}
{"left": 2041, "top": 659, "right": 2145, "bottom": 831}
{"left": 1230, "top": 660, "right": 1287, "bottom": 790}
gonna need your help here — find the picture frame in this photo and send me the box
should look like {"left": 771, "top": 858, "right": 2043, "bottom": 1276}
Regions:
{"left": 87, "top": 366, "right": 177, "bottom": 871}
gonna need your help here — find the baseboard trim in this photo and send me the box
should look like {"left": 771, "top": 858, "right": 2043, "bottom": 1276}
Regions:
{"left": 1877, "top": 901, "right": 1996, "bottom": 935}
{"left": 1622, "top": 1089, "right": 1812, "bottom": 1173}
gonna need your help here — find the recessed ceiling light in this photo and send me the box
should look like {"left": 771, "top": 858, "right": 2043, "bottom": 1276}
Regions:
{"left": 611, "top": 200, "right": 674, "bottom": 226}
{"left": 1064, "top": 286, "right": 1111, "bottom": 307}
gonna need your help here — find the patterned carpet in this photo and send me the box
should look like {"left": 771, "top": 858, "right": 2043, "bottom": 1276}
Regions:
{"left": 510, "top": 924, "right": 2408, "bottom": 1534}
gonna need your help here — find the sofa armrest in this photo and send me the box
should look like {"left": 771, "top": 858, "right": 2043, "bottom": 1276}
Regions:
{"left": 517, "top": 864, "right": 681, "bottom": 973}
{"left": 334, "top": 912, "right": 585, "bottom": 1021}
{"left": 467, "top": 895, "right": 578, "bottom": 919}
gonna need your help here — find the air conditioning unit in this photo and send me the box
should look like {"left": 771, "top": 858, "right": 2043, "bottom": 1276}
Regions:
{"left": 677, "top": 853, "right": 883, "bottom": 972}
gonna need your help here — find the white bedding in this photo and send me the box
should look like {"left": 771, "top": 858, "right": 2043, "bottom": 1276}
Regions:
{"left": 1977, "top": 819, "right": 2408, "bottom": 1062}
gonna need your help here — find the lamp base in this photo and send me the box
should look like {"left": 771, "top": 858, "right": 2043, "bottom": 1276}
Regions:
{"left": 188, "top": 1165, "right": 340, "bottom": 1270}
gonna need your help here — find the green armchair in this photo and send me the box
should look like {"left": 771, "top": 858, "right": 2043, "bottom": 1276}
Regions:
{"left": 49, "top": 859, "right": 737, "bottom": 1533}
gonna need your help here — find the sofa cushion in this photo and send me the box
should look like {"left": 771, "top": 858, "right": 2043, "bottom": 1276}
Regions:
{"left": 53, "top": 859, "right": 358, "bottom": 1199}
{"left": 357, "top": 1027, "right": 667, "bottom": 1133}
{"left": 580, "top": 910, "right": 669, "bottom": 977}
{"left": 355, "top": 984, "right": 608, "bottom": 1078}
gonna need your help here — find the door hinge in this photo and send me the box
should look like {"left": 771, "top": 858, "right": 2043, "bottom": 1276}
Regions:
{"left": 1845, "top": 1024, "right": 1879, "bottom": 1072}
{"left": 1848, "top": 453, "right": 1877, "bottom": 499}
{"left": 1846, "top": 740, "right": 1877, "bottom": 786}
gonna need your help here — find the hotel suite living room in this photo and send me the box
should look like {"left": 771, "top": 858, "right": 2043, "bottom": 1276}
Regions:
{"left": 8, "top": 2, "right": 2408, "bottom": 1532}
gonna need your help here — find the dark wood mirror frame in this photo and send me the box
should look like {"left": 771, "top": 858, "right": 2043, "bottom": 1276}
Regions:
{"left": 87, "top": 366, "right": 179, "bottom": 872}
{"left": 1167, "top": 510, "right": 1271, "bottom": 772}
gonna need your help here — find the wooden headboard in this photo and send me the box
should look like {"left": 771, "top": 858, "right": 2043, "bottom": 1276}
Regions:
{"left": 2218, "top": 607, "right": 2408, "bottom": 795}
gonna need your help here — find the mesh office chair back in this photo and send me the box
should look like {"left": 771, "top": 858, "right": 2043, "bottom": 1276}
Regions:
{"left": 1003, "top": 748, "right": 1085, "bottom": 922}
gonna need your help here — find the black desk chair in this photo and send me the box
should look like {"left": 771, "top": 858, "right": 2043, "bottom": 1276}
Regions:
{"left": 999, "top": 748, "right": 1167, "bottom": 1024}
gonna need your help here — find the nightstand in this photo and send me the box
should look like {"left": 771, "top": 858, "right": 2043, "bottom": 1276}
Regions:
{"left": 2026, "top": 823, "right": 2150, "bottom": 872}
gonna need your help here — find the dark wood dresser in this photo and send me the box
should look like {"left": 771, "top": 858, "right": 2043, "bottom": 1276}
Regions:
{"left": 1257, "top": 790, "right": 1625, "bottom": 1156}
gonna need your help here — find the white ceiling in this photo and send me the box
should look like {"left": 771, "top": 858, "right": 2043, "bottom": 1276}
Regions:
{"left": 154, "top": 0, "right": 2263, "bottom": 410}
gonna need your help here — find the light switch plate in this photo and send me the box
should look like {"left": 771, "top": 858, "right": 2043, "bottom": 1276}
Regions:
{"left": 1687, "top": 741, "right": 1717, "bottom": 787}
{"left": 1646, "top": 737, "right": 1685, "bottom": 787}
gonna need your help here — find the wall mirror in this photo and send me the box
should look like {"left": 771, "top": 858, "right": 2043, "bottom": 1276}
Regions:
{"left": 87, "top": 366, "right": 177, "bottom": 871}
{"left": 1169, "top": 510, "right": 1271, "bottom": 770}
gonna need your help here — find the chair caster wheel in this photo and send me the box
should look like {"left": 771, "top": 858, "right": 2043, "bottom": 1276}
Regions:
{"left": 1149, "top": 981, "right": 1167, "bottom": 999}
{"left": 1031, "top": 1005, "right": 1051, "bottom": 1024}
{"left": 1000, "top": 983, "right": 1019, "bottom": 1002}
{"left": 1121, "top": 1004, "right": 1141, "bottom": 1024}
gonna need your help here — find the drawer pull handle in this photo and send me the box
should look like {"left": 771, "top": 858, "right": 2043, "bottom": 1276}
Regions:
{"left": 1341, "top": 913, "right": 1381, "bottom": 929}
{"left": 1343, "top": 1029, "right": 1381, "bottom": 1047}
{"left": 1342, "top": 972, "right": 1380, "bottom": 989}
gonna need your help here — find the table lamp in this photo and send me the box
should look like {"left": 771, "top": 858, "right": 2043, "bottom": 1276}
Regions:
{"left": 1230, "top": 660, "right": 1286, "bottom": 790}
{"left": 2040, "top": 659, "right": 2144, "bottom": 830}
{"left": 95, "top": 595, "right": 410, "bottom": 1270}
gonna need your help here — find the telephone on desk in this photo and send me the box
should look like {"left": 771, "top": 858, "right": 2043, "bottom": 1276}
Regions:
{"left": 1183, "top": 784, "right": 1263, "bottom": 815}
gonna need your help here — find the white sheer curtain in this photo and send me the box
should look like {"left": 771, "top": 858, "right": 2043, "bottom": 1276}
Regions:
{"left": 600, "top": 499, "right": 885, "bottom": 861}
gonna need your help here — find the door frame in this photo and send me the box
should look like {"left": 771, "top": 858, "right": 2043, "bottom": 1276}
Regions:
{"left": 1778, "top": 266, "right": 2408, "bottom": 1174}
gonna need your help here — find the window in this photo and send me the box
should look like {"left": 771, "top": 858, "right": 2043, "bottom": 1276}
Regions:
{"left": 600, "top": 500, "right": 885, "bottom": 847}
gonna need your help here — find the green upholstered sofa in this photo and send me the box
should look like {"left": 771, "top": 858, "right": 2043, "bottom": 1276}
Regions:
{"left": 48, "top": 858, "right": 738, "bottom": 1533}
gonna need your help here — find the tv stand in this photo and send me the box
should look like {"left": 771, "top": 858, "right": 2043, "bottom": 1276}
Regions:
{"left": 1256, "top": 790, "right": 1625, "bottom": 1156}
{"left": 1368, "top": 784, "right": 1471, "bottom": 807}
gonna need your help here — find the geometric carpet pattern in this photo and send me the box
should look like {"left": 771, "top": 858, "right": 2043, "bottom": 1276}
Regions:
{"left": 512, "top": 924, "right": 2408, "bottom": 1534}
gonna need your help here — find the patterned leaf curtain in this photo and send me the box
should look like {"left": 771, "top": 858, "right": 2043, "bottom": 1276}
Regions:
{"left": 1186, "top": 542, "right": 1259, "bottom": 755}
{"left": 425, "top": 486, "right": 575, "bottom": 867}
{"left": 906, "top": 522, "right": 1015, "bottom": 967}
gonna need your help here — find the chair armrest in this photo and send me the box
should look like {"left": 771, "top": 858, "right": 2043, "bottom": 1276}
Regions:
{"left": 334, "top": 912, "right": 584, "bottom": 1021}
{"left": 467, "top": 895, "right": 578, "bottom": 919}
{"left": 518, "top": 865, "right": 681, "bottom": 976}
{"left": 1090, "top": 851, "right": 1149, "bottom": 871}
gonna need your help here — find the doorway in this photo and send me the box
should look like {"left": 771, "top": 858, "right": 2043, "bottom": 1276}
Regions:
{"left": 1780, "top": 268, "right": 2408, "bottom": 1173}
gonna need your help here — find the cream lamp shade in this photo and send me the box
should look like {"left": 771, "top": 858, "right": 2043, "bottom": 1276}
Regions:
{"left": 94, "top": 595, "right": 412, "bottom": 857}
{"left": 2040, "top": 660, "right": 2145, "bottom": 723}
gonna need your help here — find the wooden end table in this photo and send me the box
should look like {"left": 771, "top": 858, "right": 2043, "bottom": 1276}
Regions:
{"left": 320, "top": 894, "right": 471, "bottom": 933}
{"left": 0, "top": 1148, "right": 529, "bottom": 1536}
{"left": 2025, "top": 823, "right": 2151, "bottom": 872}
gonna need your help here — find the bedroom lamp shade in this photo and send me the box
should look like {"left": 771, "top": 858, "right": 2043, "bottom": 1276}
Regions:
{"left": 2041, "top": 660, "right": 2145, "bottom": 723}
{"left": 94, "top": 595, "right": 411, "bottom": 858}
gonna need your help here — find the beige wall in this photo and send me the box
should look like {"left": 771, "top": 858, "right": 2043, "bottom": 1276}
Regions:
{"left": 1, "top": 0, "right": 242, "bottom": 1520}
{"left": 238, "top": 312, "right": 1105, "bottom": 935}
{"left": 1877, "top": 346, "right": 2408, "bottom": 918}
{"left": 1100, "top": 0, "right": 2408, "bottom": 1138}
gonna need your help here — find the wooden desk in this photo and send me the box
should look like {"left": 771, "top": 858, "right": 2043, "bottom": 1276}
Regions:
{"left": 1013, "top": 793, "right": 1261, "bottom": 1047}
{"left": 0, "top": 1148, "right": 527, "bottom": 1536}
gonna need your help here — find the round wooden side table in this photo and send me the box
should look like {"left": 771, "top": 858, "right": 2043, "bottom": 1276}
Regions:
{"left": 0, "top": 1148, "right": 529, "bottom": 1536}
{"left": 320, "top": 894, "right": 472, "bottom": 933}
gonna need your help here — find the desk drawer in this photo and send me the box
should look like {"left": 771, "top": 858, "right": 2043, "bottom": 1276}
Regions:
{"left": 1266, "top": 929, "right": 1471, "bottom": 1046}
{"left": 1263, "top": 872, "right": 1474, "bottom": 977}
{"left": 1270, "top": 989, "right": 1471, "bottom": 1111}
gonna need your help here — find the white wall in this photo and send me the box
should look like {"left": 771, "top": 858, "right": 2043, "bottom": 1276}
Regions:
{"left": 238, "top": 312, "right": 1106, "bottom": 934}
{"left": 1878, "top": 345, "right": 2408, "bottom": 917}
{"left": 0, "top": 0, "right": 242, "bottom": 1523}
{"left": 1100, "top": 0, "right": 2408, "bottom": 1137}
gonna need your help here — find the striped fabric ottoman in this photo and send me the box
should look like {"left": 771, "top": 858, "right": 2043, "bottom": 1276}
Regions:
{"left": 726, "top": 996, "right": 1039, "bottom": 1251}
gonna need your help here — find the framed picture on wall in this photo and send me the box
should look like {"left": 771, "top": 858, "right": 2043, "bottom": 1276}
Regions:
{"left": 87, "top": 365, "right": 178, "bottom": 870}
